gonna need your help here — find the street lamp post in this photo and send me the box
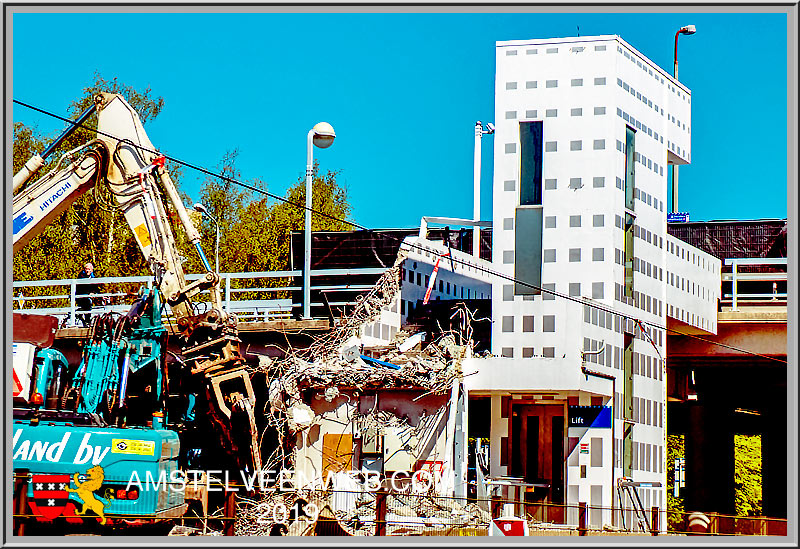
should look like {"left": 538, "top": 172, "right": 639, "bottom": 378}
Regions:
{"left": 473, "top": 121, "right": 494, "bottom": 258}
{"left": 672, "top": 24, "right": 696, "bottom": 213}
{"left": 193, "top": 203, "right": 220, "bottom": 274}
{"left": 304, "top": 122, "right": 336, "bottom": 319}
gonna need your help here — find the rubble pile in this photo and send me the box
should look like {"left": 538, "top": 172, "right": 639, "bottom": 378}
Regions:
{"left": 252, "top": 253, "right": 468, "bottom": 469}
{"left": 333, "top": 492, "right": 492, "bottom": 535}
{"left": 334, "top": 492, "right": 376, "bottom": 535}
{"left": 390, "top": 492, "right": 491, "bottom": 532}
{"left": 255, "top": 251, "right": 466, "bottom": 393}
{"left": 356, "top": 408, "right": 427, "bottom": 444}
{"left": 234, "top": 490, "right": 491, "bottom": 536}
{"left": 233, "top": 249, "right": 484, "bottom": 535}
{"left": 285, "top": 335, "right": 463, "bottom": 392}
{"left": 254, "top": 329, "right": 464, "bottom": 473}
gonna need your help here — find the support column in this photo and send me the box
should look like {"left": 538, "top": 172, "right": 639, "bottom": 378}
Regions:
{"left": 761, "top": 398, "right": 787, "bottom": 518}
{"left": 684, "top": 399, "right": 735, "bottom": 515}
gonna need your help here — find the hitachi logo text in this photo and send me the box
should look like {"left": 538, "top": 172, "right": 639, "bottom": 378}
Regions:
{"left": 39, "top": 180, "right": 72, "bottom": 212}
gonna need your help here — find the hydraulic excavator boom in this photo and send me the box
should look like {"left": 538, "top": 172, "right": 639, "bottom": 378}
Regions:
{"left": 13, "top": 93, "right": 261, "bottom": 473}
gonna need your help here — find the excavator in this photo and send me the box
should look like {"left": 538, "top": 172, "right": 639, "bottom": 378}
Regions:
{"left": 12, "top": 93, "right": 261, "bottom": 532}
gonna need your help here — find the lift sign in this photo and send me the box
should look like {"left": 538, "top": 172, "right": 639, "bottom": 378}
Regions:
{"left": 568, "top": 405, "right": 612, "bottom": 429}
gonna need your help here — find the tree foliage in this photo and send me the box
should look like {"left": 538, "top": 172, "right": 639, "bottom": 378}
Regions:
{"left": 734, "top": 434, "right": 762, "bottom": 517}
{"left": 666, "top": 434, "right": 685, "bottom": 531}
{"left": 190, "top": 155, "right": 351, "bottom": 299}
{"left": 188, "top": 149, "right": 258, "bottom": 274}
{"left": 264, "top": 162, "right": 352, "bottom": 271}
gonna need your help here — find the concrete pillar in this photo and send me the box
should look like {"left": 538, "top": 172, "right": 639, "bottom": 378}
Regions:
{"left": 761, "top": 398, "right": 787, "bottom": 518}
{"left": 684, "top": 400, "right": 735, "bottom": 515}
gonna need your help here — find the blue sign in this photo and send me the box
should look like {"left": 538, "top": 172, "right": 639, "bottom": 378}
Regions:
{"left": 667, "top": 212, "right": 690, "bottom": 223}
{"left": 568, "top": 405, "right": 612, "bottom": 429}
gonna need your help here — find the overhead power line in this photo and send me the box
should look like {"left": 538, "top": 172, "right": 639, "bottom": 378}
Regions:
{"left": 12, "top": 99, "right": 788, "bottom": 365}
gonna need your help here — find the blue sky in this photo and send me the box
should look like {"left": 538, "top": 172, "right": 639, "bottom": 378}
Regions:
{"left": 12, "top": 10, "right": 788, "bottom": 229}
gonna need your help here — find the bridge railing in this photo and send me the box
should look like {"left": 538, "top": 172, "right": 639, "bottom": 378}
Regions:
{"left": 12, "top": 267, "right": 388, "bottom": 327}
{"left": 721, "top": 258, "right": 787, "bottom": 311}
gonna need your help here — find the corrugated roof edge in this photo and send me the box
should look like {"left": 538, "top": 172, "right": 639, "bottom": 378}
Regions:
{"left": 667, "top": 218, "right": 787, "bottom": 224}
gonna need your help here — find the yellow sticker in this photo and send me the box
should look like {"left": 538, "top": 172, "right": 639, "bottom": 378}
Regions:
{"left": 111, "top": 438, "right": 155, "bottom": 456}
{"left": 133, "top": 223, "right": 152, "bottom": 248}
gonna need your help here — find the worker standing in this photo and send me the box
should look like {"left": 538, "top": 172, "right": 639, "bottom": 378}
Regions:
{"left": 76, "top": 262, "right": 101, "bottom": 327}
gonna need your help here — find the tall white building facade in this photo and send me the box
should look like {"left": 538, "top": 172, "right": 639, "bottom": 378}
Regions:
{"left": 464, "top": 35, "right": 719, "bottom": 530}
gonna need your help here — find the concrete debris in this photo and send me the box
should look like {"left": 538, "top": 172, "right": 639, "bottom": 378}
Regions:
{"left": 299, "top": 253, "right": 405, "bottom": 364}
{"left": 167, "top": 525, "right": 201, "bottom": 536}
{"left": 340, "top": 345, "right": 360, "bottom": 364}
{"left": 286, "top": 402, "right": 315, "bottom": 432}
{"left": 397, "top": 332, "right": 424, "bottom": 353}
{"left": 307, "top": 504, "right": 353, "bottom": 536}
{"left": 257, "top": 354, "right": 273, "bottom": 369}
{"left": 323, "top": 386, "right": 340, "bottom": 402}
{"left": 234, "top": 480, "right": 492, "bottom": 536}
{"left": 167, "top": 524, "right": 222, "bottom": 536}
{"left": 253, "top": 255, "right": 468, "bottom": 456}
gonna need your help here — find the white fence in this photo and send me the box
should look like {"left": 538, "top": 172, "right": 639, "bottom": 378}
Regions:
{"left": 12, "top": 268, "right": 388, "bottom": 327}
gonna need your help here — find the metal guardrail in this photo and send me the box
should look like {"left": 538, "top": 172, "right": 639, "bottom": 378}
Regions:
{"left": 12, "top": 267, "right": 388, "bottom": 327}
{"left": 721, "top": 258, "right": 787, "bottom": 311}
{"left": 13, "top": 256, "right": 786, "bottom": 323}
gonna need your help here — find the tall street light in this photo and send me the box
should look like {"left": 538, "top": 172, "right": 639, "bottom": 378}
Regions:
{"left": 672, "top": 24, "right": 696, "bottom": 213}
{"left": 193, "top": 203, "right": 220, "bottom": 274}
{"left": 304, "top": 122, "right": 336, "bottom": 319}
{"left": 473, "top": 121, "right": 494, "bottom": 258}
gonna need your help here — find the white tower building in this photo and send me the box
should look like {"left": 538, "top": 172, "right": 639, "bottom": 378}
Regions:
{"left": 464, "top": 35, "right": 719, "bottom": 531}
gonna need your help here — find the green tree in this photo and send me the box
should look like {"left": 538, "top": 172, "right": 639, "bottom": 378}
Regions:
{"left": 190, "top": 149, "right": 259, "bottom": 274}
{"left": 668, "top": 433, "right": 763, "bottom": 527}
{"left": 266, "top": 162, "right": 352, "bottom": 270}
{"left": 666, "top": 434, "right": 685, "bottom": 531}
{"left": 193, "top": 156, "right": 351, "bottom": 274}
{"left": 734, "top": 434, "right": 762, "bottom": 516}
{"left": 191, "top": 156, "right": 351, "bottom": 301}
{"left": 12, "top": 122, "right": 46, "bottom": 174}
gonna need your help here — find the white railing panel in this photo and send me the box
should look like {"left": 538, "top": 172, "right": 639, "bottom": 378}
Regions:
{"left": 719, "top": 258, "right": 787, "bottom": 311}
{"left": 13, "top": 268, "right": 388, "bottom": 326}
